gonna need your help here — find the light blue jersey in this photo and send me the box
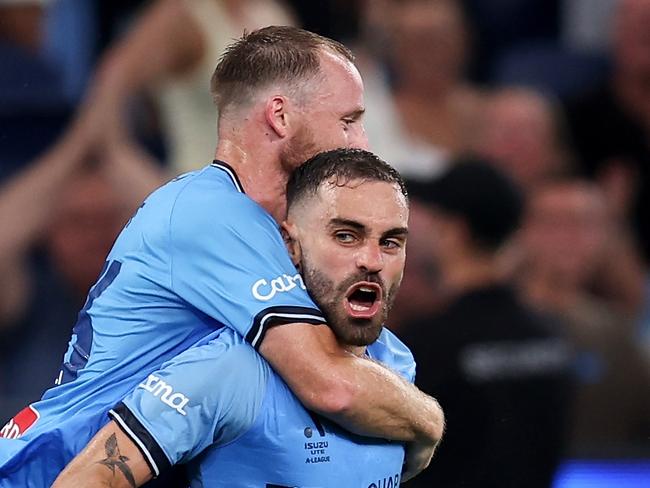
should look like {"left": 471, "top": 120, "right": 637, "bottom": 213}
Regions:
{"left": 111, "top": 327, "right": 415, "bottom": 487}
{"left": 0, "top": 162, "right": 324, "bottom": 486}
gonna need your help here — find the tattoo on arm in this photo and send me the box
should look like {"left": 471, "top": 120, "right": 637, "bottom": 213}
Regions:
{"left": 96, "top": 433, "right": 137, "bottom": 488}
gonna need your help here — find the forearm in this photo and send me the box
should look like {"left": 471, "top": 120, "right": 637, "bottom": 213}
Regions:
{"left": 101, "top": 133, "right": 166, "bottom": 212}
{"left": 322, "top": 354, "right": 444, "bottom": 443}
{"left": 0, "top": 130, "right": 88, "bottom": 260}
{"left": 88, "top": 0, "right": 203, "bottom": 105}
{"left": 260, "top": 324, "right": 444, "bottom": 444}
{"left": 53, "top": 421, "right": 152, "bottom": 488}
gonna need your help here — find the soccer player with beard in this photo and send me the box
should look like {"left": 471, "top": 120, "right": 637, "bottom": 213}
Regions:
{"left": 0, "top": 27, "right": 441, "bottom": 486}
{"left": 53, "top": 149, "right": 429, "bottom": 488}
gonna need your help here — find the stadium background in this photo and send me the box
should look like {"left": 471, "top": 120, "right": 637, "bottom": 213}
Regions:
{"left": 0, "top": 0, "right": 649, "bottom": 486}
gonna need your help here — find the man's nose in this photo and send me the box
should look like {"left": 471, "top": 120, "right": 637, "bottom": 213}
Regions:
{"left": 356, "top": 242, "right": 384, "bottom": 273}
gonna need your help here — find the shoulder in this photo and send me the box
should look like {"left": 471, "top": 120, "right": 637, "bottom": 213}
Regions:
{"left": 168, "top": 166, "right": 277, "bottom": 236}
{"left": 367, "top": 328, "right": 416, "bottom": 382}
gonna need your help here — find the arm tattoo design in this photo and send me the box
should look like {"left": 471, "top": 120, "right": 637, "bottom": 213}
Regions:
{"left": 96, "top": 433, "right": 137, "bottom": 488}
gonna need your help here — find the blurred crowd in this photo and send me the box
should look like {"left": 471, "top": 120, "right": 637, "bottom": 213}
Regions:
{"left": 0, "top": 0, "right": 649, "bottom": 487}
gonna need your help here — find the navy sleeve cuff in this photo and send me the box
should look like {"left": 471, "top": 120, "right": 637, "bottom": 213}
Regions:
{"left": 245, "top": 306, "right": 326, "bottom": 350}
{"left": 109, "top": 402, "right": 172, "bottom": 478}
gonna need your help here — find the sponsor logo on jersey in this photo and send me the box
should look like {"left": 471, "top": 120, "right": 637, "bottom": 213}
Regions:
{"left": 0, "top": 405, "right": 40, "bottom": 439}
{"left": 251, "top": 273, "right": 306, "bottom": 301}
{"left": 138, "top": 374, "right": 190, "bottom": 416}
{"left": 368, "top": 473, "right": 400, "bottom": 488}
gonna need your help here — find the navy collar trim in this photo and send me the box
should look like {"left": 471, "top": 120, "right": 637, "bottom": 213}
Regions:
{"left": 211, "top": 160, "right": 245, "bottom": 193}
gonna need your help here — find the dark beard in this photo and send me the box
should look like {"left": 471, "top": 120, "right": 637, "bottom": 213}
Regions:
{"left": 300, "top": 258, "right": 399, "bottom": 347}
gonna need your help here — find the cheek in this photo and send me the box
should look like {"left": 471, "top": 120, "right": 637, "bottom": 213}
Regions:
{"left": 348, "top": 125, "right": 369, "bottom": 150}
{"left": 319, "top": 126, "right": 347, "bottom": 149}
{"left": 384, "top": 255, "right": 406, "bottom": 282}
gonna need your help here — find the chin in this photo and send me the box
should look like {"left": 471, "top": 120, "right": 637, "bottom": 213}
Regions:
{"left": 341, "top": 320, "right": 383, "bottom": 347}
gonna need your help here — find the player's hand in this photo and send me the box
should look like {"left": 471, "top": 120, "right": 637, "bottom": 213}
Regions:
{"left": 401, "top": 440, "right": 437, "bottom": 483}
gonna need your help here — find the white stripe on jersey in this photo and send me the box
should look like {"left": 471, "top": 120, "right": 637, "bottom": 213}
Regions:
{"left": 250, "top": 312, "right": 326, "bottom": 348}
{"left": 109, "top": 408, "right": 161, "bottom": 477}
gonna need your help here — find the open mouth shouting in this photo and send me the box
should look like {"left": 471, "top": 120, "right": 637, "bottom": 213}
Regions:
{"left": 344, "top": 281, "right": 383, "bottom": 320}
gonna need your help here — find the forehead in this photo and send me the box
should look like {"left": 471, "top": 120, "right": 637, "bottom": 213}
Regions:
{"left": 311, "top": 51, "right": 364, "bottom": 105}
{"left": 310, "top": 178, "right": 408, "bottom": 229}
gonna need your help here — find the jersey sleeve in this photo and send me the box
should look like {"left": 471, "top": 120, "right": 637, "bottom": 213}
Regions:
{"left": 169, "top": 185, "right": 325, "bottom": 349}
{"left": 367, "top": 328, "right": 417, "bottom": 383}
{"left": 108, "top": 329, "right": 269, "bottom": 477}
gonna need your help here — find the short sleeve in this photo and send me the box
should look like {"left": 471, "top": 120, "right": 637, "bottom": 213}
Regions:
{"left": 109, "top": 329, "right": 269, "bottom": 477}
{"left": 169, "top": 182, "right": 325, "bottom": 349}
{"left": 367, "top": 328, "right": 417, "bottom": 383}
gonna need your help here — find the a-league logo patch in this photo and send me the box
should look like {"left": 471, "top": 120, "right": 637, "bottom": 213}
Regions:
{"left": 0, "top": 405, "right": 40, "bottom": 439}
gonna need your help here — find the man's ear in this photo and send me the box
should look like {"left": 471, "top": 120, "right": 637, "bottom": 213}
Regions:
{"left": 281, "top": 220, "right": 302, "bottom": 268}
{"left": 265, "top": 95, "right": 290, "bottom": 138}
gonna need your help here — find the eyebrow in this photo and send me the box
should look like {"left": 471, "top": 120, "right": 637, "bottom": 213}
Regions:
{"left": 329, "top": 218, "right": 365, "bottom": 231}
{"left": 328, "top": 218, "right": 408, "bottom": 239}
{"left": 344, "top": 108, "right": 365, "bottom": 120}
{"left": 382, "top": 227, "right": 409, "bottom": 239}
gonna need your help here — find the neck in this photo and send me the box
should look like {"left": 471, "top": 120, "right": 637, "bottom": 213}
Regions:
{"left": 215, "top": 127, "right": 289, "bottom": 223}
{"left": 342, "top": 343, "right": 366, "bottom": 357}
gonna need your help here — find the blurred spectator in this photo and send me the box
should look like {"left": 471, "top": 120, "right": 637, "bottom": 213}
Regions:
{"left": 358, "top": 0, "right": 483, "bottom": 178}
{"left": 517, "top": 178, "right": 650, "bottom": 454}
{"left": 401, "top": 161, "right": 573, "bottom": 488}
{"left": 564, "top": 0, "right": 650, "bottom": 265}
{"left": 472, "top": 84, "right": 646, "bottom": 319}
{"left": 470, "top": 86, "right": 573, "bottom": 191}
{"left": 0, "top": 120, "right": 155, "bottom": 421}
{"left": 72, "top": 0, "right": 294, "bottom": 176}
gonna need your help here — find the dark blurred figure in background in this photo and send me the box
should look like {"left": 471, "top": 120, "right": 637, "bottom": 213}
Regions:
{"left": 565, "top": 0, "right": 650, "bottom": 266}
{"left": 517, "top": 178, "right": 650, "bottom": 455}
{"left": 401, "top": 161, "right": 573, "bottom": 488}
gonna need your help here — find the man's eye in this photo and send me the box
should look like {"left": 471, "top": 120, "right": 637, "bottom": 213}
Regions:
{"left": 336, "top": 232, "right": 356, "bottom": 243}
{"left": 382, "top": 239, "right": 402, "bottom": 250}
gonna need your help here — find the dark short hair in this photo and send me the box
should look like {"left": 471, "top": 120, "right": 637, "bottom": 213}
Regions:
{"left": 408, "top": 159, "right": 523, "bottom": 250}
{"left": 211, "top": 26, "right": 355, "bottom": 113}
{"left": 286, "top": 148, "right": 407, "bottom": 210}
